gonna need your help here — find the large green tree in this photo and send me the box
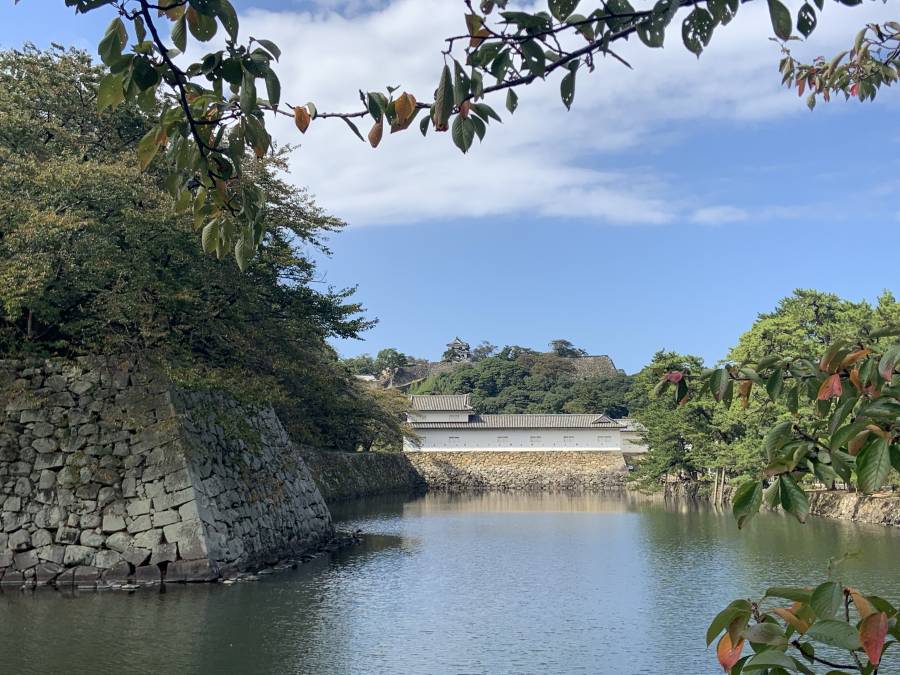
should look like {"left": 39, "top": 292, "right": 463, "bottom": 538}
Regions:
{"left": 0, "top": 45, "right": 411, "bottom": 452}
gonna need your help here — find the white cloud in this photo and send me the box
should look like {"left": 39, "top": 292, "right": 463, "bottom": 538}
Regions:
{"left": 690, "top": 205, "right": 749, "bottom": 225}
{"left": 234, "top": 0, "right": 897, "bottom": 227}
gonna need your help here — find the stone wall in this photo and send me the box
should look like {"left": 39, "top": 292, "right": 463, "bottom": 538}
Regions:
{"left": 806, "top": 491, "right": 900, "bottom": 527}
{"left": 658, "top": 481, "right": 900, "bottom": 528}
{"left": 301, "top": 450, "right": 629, "bottom": 504}
{"left": 300, "top": 450, "right": 425, "bottom": 504}
{"left": 0, "top": 356, "right": 332, "bottom": 588}
{"left": 405, "top": 451, "right": 628, "bottom": 491}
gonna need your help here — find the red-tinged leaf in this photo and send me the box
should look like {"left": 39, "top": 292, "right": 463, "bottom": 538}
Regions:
{"left": 860, "top": 611, "right": 888, "bottom": 665}
{"left": 716, "top": 633, "right": 745, "bottom": 672}
{"left": 817, "top": 373, "right": 842, "bottom": 400}
{"left": 850, "top": 82, "right": 860, "bottom": 96}
{"left": 849, "top": 589, "right": 875, "bottom": 619}
{"left": 840, "top": 349, "right": 870, "bottom": 368}
{"left": 848, "top": 430, "right": 871, "bottom": 456}
{"left": 772, "top": 606, "right": 810, "bottom": 634}
{"left": 738, "top": 380, "right": 752, "bottom": 409}
{"left": 666, "top": 371, "right": 683, "bottom": 383}
{"left": 849, "top": 368, "right": 862, "bottom": 392}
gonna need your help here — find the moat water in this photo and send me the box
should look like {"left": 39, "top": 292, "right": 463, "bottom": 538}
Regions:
{"left": 2, "top": 491, "right": 900, "bottom": 674}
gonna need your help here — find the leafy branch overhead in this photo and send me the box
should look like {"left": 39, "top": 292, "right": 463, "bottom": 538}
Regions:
{"left": 20, "top": 0, "right": 900, "bottom": 269}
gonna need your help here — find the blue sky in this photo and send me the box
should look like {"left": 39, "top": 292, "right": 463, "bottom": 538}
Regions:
{"left": 3, "top": 1, "right": 898, "bottom": 373}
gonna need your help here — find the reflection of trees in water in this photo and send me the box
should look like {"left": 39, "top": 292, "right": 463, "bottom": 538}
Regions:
{"left": 329, "top": 492, "right": 419, "bottom": 524}
{"left": 403, "top": 490, "right": 658, "bottom": 514}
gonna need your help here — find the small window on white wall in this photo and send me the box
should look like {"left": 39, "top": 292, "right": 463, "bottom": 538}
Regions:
{"left": 596, "top": 434, "right": 614, "bottom": 448}
{"left": 529, "top": 435, "right": 542, "bottom": 447}
{"left": 448, "top": 436, "right": 461, "bottom": 447}
{"left": 496, "top": 435, "right": 510, "bottom": 447}
{"left": 563, "top": 435, "right": 576, "bottom": 447}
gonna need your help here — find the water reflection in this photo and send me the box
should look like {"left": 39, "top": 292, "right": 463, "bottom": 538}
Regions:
{"left": 1, "top": 492, "right": 899, "bottom": 674}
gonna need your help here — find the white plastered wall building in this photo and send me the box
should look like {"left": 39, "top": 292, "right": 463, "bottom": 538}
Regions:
{"left": 404, "top": 395, "right": 646, "bottom": 453}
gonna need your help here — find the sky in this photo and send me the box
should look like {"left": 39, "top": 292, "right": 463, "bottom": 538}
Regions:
{"left": 2, "top": 1, "right": 898, "bottom": 373}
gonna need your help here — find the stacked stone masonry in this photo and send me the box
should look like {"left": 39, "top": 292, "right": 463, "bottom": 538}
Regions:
{"left": 404, "top": 451, "right": 628, "bottom": 492}
{"left": 0, "top": 356, "right": 332, "bottom": 588}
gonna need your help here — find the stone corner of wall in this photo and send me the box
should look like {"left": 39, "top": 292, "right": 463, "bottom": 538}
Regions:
{"left": 1, "top": 355, "right": 333, "bottom": 589}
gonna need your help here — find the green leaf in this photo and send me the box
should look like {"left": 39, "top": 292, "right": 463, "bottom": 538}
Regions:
{"left": 810, "top": 582, "right": 843, "bottom": 620}
{"left": 201, "top": 220, "right": 219, "bottom": 254}
{"left": 470, "top": 115, "right": 486, "bottom": 141}
{"left": 98, "top": 17, "right": 127, "bottom": 66}
{"left": 742, "top": 649, "right": 802, "bottom": 671}
{"left": 764, "top": 421, "right": 793, "bottom": 460}
{"left": 214, "top": 0, "right": 240, "bottom": 42}
{"left": 253, "top": 38, "right": 281, "bottom": 61}
{"left": 418, "top": 115, "right": 430, "bottom": 137}
{"left": 796, "top": 3, "right": 817, "bottom": 38}
{"left": 187, "top": 8, "right": 218, "bottom": 42}
{"left": 136, "top": 127, "right": 161, "bottom": 170}
{"left": 830, "top": 449, "right": 855, "bottom": 483}
{"left": 451, "top": 115, "right": 475, "bottom": 153}
{"left": 742, "top": 622, "right": 788, "bottom": 647}
{"left": 549, "top": 0, "right": 580, "bottom": 21}
{"left": 766, "top": 0, "right": 793, "bottom": 40}
{"left": 857, "top": 436, "right": 890, "bottom": 494}
{"left": 682, "top": 7, "right": 715, "bottom": 57}
{"left": 453, "top": 60, "right": 471, "bottom": 106}
{"left": 97, "top": 72, "right": 125, "bottom": 111}
{"left": 342, "top": 117, "right": 366, "bottom": 142}
{"left": 520, "top": 40, "right": 546, "bottom": 76}
{"left": 732, "top": 480, "right": 763, "bottom": 529}
{"left": 240, "top": 69, "right": 257, "bottom": 113}
{"left": 765, "top": 586, "right": 812, "bottom": 603}
{"left": 472, "top": 103, "right": 502, "bottom": 123}
{"left": 778, "top": 473, "right": 809, "bottom": 523}
{"left": 766, "top": 368, "right": 784, "bottom": 401}
{"left": 560, "top": 63, "right": 577, "bottom": 110}
{"left": 243, "top": 113, "right": 270, "bottom": 157}
{"left": 264, "top": 69, "right": 281, "bottom": 107}
{"left": 234, "top": 237, "right": 253, "bottom": 272}
{"left": 707, "top": 601, "right": 752, "bottom": 646}
{"left": 506, "top": 89, "right": 518, "bottom": 114}
{"left": 710, "top": 368, "right": 730, "bottom": 402}
{"left": 805, "top": 620, "right": 862, "bottom": 650}
{"left": 434, "top": 65, "right": 454, "bottom": 128}
{"left": 171, "top": 15, "right": 187, "bottom": 53}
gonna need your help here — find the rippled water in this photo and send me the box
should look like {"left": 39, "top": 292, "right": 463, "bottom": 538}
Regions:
{"left": 2, "top": 491, "right": 900, "bottom": 674}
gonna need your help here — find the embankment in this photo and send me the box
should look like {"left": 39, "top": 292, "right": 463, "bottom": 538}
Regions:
{"left": 303, "top": 450, "right": 628, "bottom": 504}
{"left": 660, "top": 481, "right": 900, "bottom": 527}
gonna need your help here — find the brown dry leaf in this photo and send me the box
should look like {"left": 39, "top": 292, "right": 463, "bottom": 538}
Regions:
{"left": 293, "top": 106, "right": 311, "bottom": 133}
{"left": 368, "top": 119, "right": 384, "bottom": 148}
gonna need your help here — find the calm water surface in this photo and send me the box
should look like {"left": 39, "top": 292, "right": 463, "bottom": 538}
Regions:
{"left": 2, "top": 491, "right": 900, "bottom": 674}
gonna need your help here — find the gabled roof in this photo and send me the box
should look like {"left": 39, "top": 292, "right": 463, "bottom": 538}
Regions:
{"left": 409, "top": 394, "right": 474, "bottom": 411}
{"left": 409, "top": 414, "right": 623, "bottom": 429}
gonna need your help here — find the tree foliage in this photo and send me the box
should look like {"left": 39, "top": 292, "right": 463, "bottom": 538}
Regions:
{"left": 0, "top": 45, "right": 409, "bottom": 452}
{"left": 631, "top": 291, "right": 900, "bottom": 487}
{"left": 21, "top": 0, "right": 898, "bottom": 269}
{"left": 411, "top": 343, "right": 632, "bottom": 416}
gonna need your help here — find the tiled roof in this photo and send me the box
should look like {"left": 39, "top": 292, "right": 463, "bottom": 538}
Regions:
{"left": 409, "top": 394, "right": 473, "bottom": 411}
{"left": 617, "top": 417, "right": 646, "bottom": 432}
{"left": 409, "top": 414, "right": 623, "bottom": 429}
